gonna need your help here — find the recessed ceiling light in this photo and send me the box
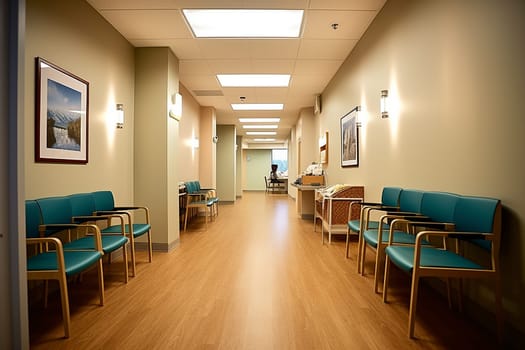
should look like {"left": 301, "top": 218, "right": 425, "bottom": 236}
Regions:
{"left": 182, "top": 9, "right": 304, "bottom": 38}
{"left": 246, "top": 131, "right": 277, "bottom": 135}
{"left": 242, "top": 125, "right": 278, "bottom": 129}
{"left": 232, "top": 103, "right": 283, "bottom": 111}
{"left": 253, "top": 138, "right": 276, "bottom": 142}
{"left": 239, "top": 118, "right": 280, "bottom": 123}
{"left": 217, "top": 74, "right": 290, "bottom": 87}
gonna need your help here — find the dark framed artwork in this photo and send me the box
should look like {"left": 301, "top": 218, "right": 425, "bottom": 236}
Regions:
{"left": 35, "top": 57, "right": 89, "bottom": 164}
{"left": 340, "top": 106, "right": 359, "bottom": 167}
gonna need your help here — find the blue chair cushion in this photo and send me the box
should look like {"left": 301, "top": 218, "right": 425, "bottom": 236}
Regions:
{"left": 363, "top": 229, "right": 430, "bottom": 248}
{"left": 27, "top": 250, "right": 103, "bottom": 276}
{"left": 348, "top": 220, "right": 387, "bottom": 233}
{"left": 382, "top": 187, "right": 403, "bottom": 207}
{"left": 385, "top": 245, "right": 483, "bottom": 273}
{"left": 25, "top": 200, "right": 42, "bottom": 239}
{"left": 64, "top": 235, "right": 128, "bottom": 254}
{"left": 92, "top": 191, "right": 116, "bottom": 211}
{"left": 69, "top": 193, "right": 97, "bottom": 218}
{"left": 102, "top": 223, "right": 151, "bottom": 238}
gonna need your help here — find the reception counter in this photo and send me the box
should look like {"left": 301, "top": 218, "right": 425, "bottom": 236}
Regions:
{"left": 290, "top": 183, "right": 325, "bottom": 219}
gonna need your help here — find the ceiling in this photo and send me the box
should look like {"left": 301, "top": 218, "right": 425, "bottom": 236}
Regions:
{"left": 87, "top": 0, "right": 386, "bottom": 143}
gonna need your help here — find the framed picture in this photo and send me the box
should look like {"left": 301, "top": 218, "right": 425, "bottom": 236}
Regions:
{"left": 340, "top": 106, "right": 359, "bottom": 167}
{"left": 35, "top": 57, "right": 89, "bottom": 164}
{"left": 319, "top": 131, "right": 328, "bottom": 164}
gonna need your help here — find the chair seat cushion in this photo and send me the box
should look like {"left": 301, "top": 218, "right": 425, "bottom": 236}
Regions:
{"left": 385, "top": 246, "right": 483, "bottom": 273}
{"left": 27, "top": 250, "right": 103, "bottom": 276}
{"left": 102, "top": 223, "right": 151, "bottom": 238}
{"left": 348, "top": 220, "right": 388, "bottom": 233}
{"left": 363, "top": 229, "right": 430, "bottom": 248}
{"left": 64, "top": 235, "right": 128, "bottom": 254}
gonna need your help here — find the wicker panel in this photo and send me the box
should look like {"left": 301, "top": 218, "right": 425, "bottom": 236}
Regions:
{"left": 315, "top": 186, "right": 364, "bottom": 224}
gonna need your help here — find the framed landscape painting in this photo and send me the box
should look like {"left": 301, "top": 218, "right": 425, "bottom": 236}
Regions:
{"left": 35, "top": 57, "right": 89, "bottom": 164}
{"left": 340, "top": 106, "right": 359, "bottom": 167}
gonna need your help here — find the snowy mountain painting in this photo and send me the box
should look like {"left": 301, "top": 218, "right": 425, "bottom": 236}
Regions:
{"left": 46, "top": 79, "right": 82, "bottom": 151}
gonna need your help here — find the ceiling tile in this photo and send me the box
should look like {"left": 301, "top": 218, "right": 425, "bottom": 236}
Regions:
{"left": 303, "top": 10, "right": 377, "bottom": 39}
{"left": 298, "top": 39, "right": 357, "bottom": 59}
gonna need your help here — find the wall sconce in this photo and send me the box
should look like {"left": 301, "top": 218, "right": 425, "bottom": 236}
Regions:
{"left": 356, "top": 105, "right": 362, "bottom": 127}
{"left": 169, "top": 93, "right": 183, "bottom": 121}
{"left": 380, "top": 90, "right": 389, "bottom": 118}
{"left": 116, "top": 103, "right": 124, "bottom": 128}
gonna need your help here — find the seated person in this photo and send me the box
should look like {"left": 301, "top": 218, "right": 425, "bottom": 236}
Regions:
{"left": 269, "top": 164, "right": 283, "bottom": 183}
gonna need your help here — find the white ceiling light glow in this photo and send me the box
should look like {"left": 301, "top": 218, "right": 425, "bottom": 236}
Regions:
{"left": 246, "top": 131, "right": 277, "bottom": 135}
{"left": 182, "top": 9, "right": 304, "bottom": 38}
{"left": 239, "top": 118, "right": 280, "bottom": 123}
{"left": 242, "top": 125, "right": 278, "bottom": 129}
{"left": 253, "top": 138, "right": 276, "bottom": 142}
{"left": 217, "top": 74, "right": 290, "bottom": 87}
{"left": 231, "top": 103, "right": 283, "bottom": 111}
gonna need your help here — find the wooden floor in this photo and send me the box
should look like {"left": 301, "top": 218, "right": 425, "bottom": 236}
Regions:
{"left": 28, "top": 192, "right": 498, "bottom": 349}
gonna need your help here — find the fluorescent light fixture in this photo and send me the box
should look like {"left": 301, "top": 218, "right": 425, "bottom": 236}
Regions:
{"left": 232, "top": 103, "right": 283, "bottom": 111}
{"left": 239, "top": 118, "right": 280, "bottom": 123}
{"left": 242, "top": 125, "right": 278, "bottom": 129}
{"left": 182, "top": 9, "right": 304, "bottom": 38}
{"left": 253, "top": 138, "right": 276, "bottom": 142}
{"left": 246, "top": 131, "right": 277, "bottom": 135}
{"left": 217, "top": 74, "right": 290, "bottom": 87}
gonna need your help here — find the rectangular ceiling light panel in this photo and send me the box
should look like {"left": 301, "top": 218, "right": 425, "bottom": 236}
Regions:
{"left": 246, "top": 131, "right": 277, "bottom": 135}
{"left": 242, "top": 125, "right": 278, "bottom": 129}
{"left": 239, "top": 118, "right": 280, "bottom": 123}
{"left": 232, "top": 103, "right": 283, "bottom": 110}
{"left": 217, "top": 74, "right": 290, "bottom": 87}
{"left": 182, "top": 9, "right": 304, "bottom": 38}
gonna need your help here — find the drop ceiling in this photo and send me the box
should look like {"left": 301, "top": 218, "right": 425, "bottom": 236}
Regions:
{"left": 87, "top": 0, "right": 387, "bottom": 143}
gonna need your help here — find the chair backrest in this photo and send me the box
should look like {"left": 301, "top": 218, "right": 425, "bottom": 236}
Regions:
{"left": 36, "top": 196, "right": 73, "bottom": 236}
{"left": 398, "top": 189, "right": 425, "bottom": 213}
{"left": 420, "top": 192, "right": 459, "bottom": 223}
{"left": 92, "top": 191, "right": 115, "bottom": 211}
{"left": 454, "top": 196, "right": 501, "bottom": 251}
{"left": 69, "top": 193, "right": 97, "bottom": 220}
{"left": 382, "top": 187, "right": 403, "bottom": 207}
{"left": 26, "top": 200, "right": 42, "bottom": 239}
{"left": 185, "top": 181, "right": 197, "bottom": 194}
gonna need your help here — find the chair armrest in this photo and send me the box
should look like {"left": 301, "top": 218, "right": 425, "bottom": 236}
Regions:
{"left": 38, "top": 224, "right": 103, "bottom": 252}
{"left": 417, "top": 230, "right": 493, "bottom": 241}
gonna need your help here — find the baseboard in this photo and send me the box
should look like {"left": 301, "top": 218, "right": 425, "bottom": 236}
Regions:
{"left": 135, "top": 239, "right": 180, "bottom": 253}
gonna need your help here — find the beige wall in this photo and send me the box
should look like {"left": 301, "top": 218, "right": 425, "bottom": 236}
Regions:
{"left": 25, "top": 0, "right": 135, "bottom": 203}
{"left": 315, "top": 0, "right": 525, "bottom": 337}
{"left": 199, "top": 106, "right": 217, "bottom": 189}
{"left": 134, "top": 47, "right": 180, "bottom": 249}
{"left": 178, "top": 84, "right": 201, "bottom": 183}
{"left": 216, "top": 125, "right": 236, "bottom": 202}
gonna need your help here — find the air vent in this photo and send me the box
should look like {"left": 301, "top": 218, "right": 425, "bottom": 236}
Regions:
{"left": 193, "top": 90, "right": 224, "bottom": 96}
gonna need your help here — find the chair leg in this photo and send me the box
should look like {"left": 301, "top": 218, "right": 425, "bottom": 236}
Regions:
{"left": 147, "top": 230, "right": 153, "bottom": 263}
{"left": 122, "top": 243, "right": 129, "bottom": 283}
{"left": 184, "top": 206, "right": 190, "bottom": 232}
{"left": 408, "top": 270, "right": 420, "bottom": 338}
{"left": 360, "top": 241, "right": 367, "bottom": 276}
{"left": 373, "top": 244, "right": 384, "bottom": 294}
{"left": 382, "top": 256, "right": 391, "bottom": 303}
{"left": 58, "top": 273, "right": 71, "bottom": 338}
{"left": 129, "top": 237, "right": 137, "bottom": 277}
{"left": 345, "top": 230, "right": 351, "bottom": 258}
{"left": 96, "top": 259, "right": 105, "bottom": 306}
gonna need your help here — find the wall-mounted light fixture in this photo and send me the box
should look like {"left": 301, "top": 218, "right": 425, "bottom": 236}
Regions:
{"left": 380, "top": 90, "right": 389, "bottom": 118}
{"left": 169, "top": 93, "right": 183, "bottom": 121}
{"left": 356, "top": 105, "right": 362, "bottom": 127}
{"left": 191, "top": 138, "right": 199, "bottom": 149}
{"left": 116, "top": 103, "right": 124, "bottom": 128}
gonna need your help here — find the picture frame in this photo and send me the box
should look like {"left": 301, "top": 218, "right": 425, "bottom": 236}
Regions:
{"left": 340, "top": 106, "right": 359, "bottom": 167}
{"left": 35, "top": 57, "right": 89, "bottom": 164}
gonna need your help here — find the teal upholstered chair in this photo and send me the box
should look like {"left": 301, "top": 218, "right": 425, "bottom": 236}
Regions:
{"left": 92, "top": 191, "right": 152, "bottom": 277}
{"left": 26, "top": 198, "right": 105, "bottom": 338}
{"left": 383, "top": 195, "right": 502, "bottom": 339}
{"left": 183, "top": 181, "right": 217, "bottom": 231}
{"left": 360, "top": 189, "right": 436, "bottom": 293}
{"left": 66, "top": 193, "right": 129, "bottom": 282}
{"left": 347, "top": 187, "right": 403, "bottom": 262}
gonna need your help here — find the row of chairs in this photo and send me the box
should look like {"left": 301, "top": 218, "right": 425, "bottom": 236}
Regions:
{"left": 183, "top": 181, "right": 219, "bottom": 231}
{"left": 346, "top": 187, "right": 502, "bottom": 340}
{"left": 26, "top": 191, "right": 152, "bottom": 338}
